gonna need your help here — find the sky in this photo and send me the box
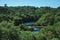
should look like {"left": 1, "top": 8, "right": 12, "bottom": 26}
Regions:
{"left": 0, "top": 0, "right": 60, "bottom": 8}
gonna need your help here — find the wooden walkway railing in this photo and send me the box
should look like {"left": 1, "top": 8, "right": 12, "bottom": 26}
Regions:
{"left": 27, "top": 26, "right": 44, "bottom": 29}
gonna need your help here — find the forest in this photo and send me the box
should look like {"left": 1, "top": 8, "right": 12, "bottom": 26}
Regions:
{"left": 0, "top": 4, "right": 60, "bottom": 40}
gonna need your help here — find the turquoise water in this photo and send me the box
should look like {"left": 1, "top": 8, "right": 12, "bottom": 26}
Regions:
{"left": 24, "top": 22, "right": 35, "bottom": 26}
{"left": 24, "top": 22, "right": 39, "bottom": 32}
{"left": 33, "top": 28, "right": 39, "bottom": 32}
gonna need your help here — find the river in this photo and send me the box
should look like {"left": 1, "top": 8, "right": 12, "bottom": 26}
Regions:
{"left": 24, "top": 22, "right": 39, "bottom": 32}
{"left": 24, "top": 22, "right": 35, "bottom": 26}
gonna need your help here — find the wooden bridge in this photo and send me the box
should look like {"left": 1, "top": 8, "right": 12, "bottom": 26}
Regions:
{"left": 21, "top": 25, "right": 45, "bottom": 31}
{"left": 27, "top": 26, "right": 44, "bottom": 29}
{"left": 23, "top": 26, "right": 44, "bottom": 31}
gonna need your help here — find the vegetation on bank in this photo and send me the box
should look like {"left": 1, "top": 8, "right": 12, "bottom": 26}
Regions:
{"left": 0, "top": 4, "right": 60, "bottom": 40}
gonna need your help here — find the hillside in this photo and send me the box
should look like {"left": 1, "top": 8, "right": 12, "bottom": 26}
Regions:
{"left": 0, "top": 5, "right": 60, "bottom": 40}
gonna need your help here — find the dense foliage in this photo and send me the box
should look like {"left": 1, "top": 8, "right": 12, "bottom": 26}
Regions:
{"left": 0, "top": 4, "right": 60, "bottom": 40}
